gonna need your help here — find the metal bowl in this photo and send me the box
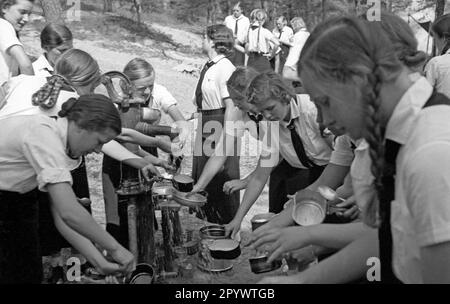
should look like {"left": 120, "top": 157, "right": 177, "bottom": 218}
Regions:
{"left": 172, "top": 174, "right": 194, "bottom": 192}
{"left": 251, "top": 213, "right": 275, "bottom": 231}
{"left": 292, "top": 199, "right": 326, "bottom": 226}
{"left": 184, "top": 240, "right": 199, "bottom": 255}
{"left": 199, "top": 225, "right": 226, "bottom": 239}
{"left": 172, "top": 189, "right": 207, "bottom": 208}
{"left": 128, "top": 263, "right": 155, "bottom": 284}
{"left": 249, "top": 255, "right": 283, "bottom": 274}
{"left": 207, "top": 239, "right": 241, "bottom": 260}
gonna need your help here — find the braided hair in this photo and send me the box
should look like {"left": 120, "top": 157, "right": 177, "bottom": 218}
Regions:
{"left": 31, "top": 74, "right": 72, "bottom": 109}
{"left": 299, "top": 17, "right": 403, "bottom": 227}
{"left": 31, "top": 49, "right": 100, "bottom": 110}
{"left": 360, "top": 12, "right": 427, "bottom": 70}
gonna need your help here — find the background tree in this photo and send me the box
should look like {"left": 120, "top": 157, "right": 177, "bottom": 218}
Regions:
{"left": 39, "top": 0, "right": 65, "bottom": 24}
{"left": 103, "top": 0, "right": 114, "bottom": 13}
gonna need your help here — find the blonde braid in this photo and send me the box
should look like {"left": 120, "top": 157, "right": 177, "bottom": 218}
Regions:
{"left": 363, "top": 67, "right": 384, "bottom": 228}
{"left": 31, "top": 75, "right": 69, "bottom": 110}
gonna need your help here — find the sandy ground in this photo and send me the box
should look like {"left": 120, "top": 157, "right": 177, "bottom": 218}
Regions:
{"left": 21, "top": 17, "right": 268, "bottom": 233}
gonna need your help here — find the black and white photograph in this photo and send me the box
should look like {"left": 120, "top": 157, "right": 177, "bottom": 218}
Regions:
{"left": 1, "top": 0, "right": 450, "bottom": 291}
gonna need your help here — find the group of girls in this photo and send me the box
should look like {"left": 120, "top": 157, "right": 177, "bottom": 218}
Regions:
{"left": 192, "top": 7, "right": 450, "bottom": 283}
{"left": 0, "top": 1, "right": 187, "bottom": 283}
{"left": 2, "top": 0, "right": 450, "bottom": 285}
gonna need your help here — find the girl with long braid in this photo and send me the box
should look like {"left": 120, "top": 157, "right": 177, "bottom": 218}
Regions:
{"left": 250, "top": 13, "right": 429, "bottom": 273}
{"left": 260, "top": 14, "right": 450, "bottom": 284}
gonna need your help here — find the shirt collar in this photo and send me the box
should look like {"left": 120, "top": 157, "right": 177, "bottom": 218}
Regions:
{"left": 35, "top": 55, "right": 54, "bottom": 72}
{"left": 55, "top": 117, "right": 81, "bottom": 166}
{"left": 282, "top": 97, "right": 301, "bottom": 128}
{"left": 210, "top": 54, "right": 226, "bottom": 64}
{"left": 385, "top": 74, "right": 433, "bottom": 144}
{"left": 55, "top": 116, "right": 69, "bottom": 151}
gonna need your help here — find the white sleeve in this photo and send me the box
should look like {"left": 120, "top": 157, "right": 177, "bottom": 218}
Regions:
{"left": 218, "top": 63, "right": 235, "bottom": 100}
{"left": 330, "top": 136, "right": 354, "bottom": 166}
{"left": 102, "top": 140, "right": 139, "bottom": 162}
{"left": 424, "top": 58, "right": 438, "bottom": 87}
{"left": 22, "top": 121, "right": 73, "bottom": 191}
{"left": 0, "top": 21, "right": 22, "bottom": 54}
{"left": 406, "top": 142, "right": 450, "bottom": 247}
{"left": 152, "top": 85, "right": 177, "bottom": 113}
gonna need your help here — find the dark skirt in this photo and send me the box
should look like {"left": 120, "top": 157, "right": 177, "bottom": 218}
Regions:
{"left": 0, "top": 189, "right": 42, "bottom": 284}
{"left": 268, "top": 159, "right": 325, "bottom": 214}
{"left": 247, "top": 52, "right": 272, "bottom": 73}
{"left": 192, "top": 108, "right": 240, "bottom": 224}
{"left": 270, "top": 44, "right": 290, "bottom": 73}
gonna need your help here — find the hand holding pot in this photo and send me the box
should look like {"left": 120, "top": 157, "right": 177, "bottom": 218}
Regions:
{"left": 294, "top": 188, "right": 324, "bottom": 206}
{"left": 140, "top": 163, "right": 161, "bottom": 181}
{"left": 224, "top": 217, "right": 242, "bottom": 240}
{"left": 250, "top": 226, "right": 312, "bottom": 264}
{"left": 109, "top": 245, "right": 136, "bottom": 275}
{"left": 332, "top": 195, "right": 360, "bottom": 220}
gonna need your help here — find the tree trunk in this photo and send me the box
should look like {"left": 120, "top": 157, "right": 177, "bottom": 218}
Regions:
{"left": 436, "top": 0, "right": 446, "bottom": 17}
{"left": 225, "top": 0, "right": 231, "bottom": 15}
{"left": 103, "top": 0, "right": 113, "bottom": 13}
{"left": 433, "top": 0, "right": 446, "bottom": 56}
{"left": 39, "top": 0, "right": 65, "bottom": 24}
{"left": 133, "top": 0, "right": 142, "bottom": 24}
{"left": 321, "top": 0, "right": 326, "bottom": 21}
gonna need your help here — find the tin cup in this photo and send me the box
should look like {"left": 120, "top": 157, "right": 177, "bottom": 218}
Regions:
{"left": 172, "top": 174, "right": 194, "bottom": 192}
{"left": 128, "top": 263, "right": 155, "bottom": 284}
{"left": 292, "top": 199, "right": 326, "bottom": 226}
{"left": 251, "top": 213, "right": 275, "bottom": 231}
{"left": 249, "top": 255, "right": 283, "bottom": 274}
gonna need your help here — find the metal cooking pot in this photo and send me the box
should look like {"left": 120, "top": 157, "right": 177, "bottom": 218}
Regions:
{"left": 127, "top": 263, "right": 155, "bottom": 284}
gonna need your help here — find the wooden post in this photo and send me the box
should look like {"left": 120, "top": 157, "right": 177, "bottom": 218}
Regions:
{"left": 127, "top": 200, "right": 138, "bottom": 258}
{"left": 161, "top": 207, "right": 176, "bottom": 272}
{"left": 136, "top": 192, "right": 156, "bottom": 264}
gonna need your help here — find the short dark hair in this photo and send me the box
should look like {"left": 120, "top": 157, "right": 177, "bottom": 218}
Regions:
{"left": 59, "top": 94, "right": 122, "bottom": 135}
{"left": 206, "top": 24, "right": 234, "bottom": 56}
{"left": 40, "top": 23, "right": 73, "bottom": 50}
